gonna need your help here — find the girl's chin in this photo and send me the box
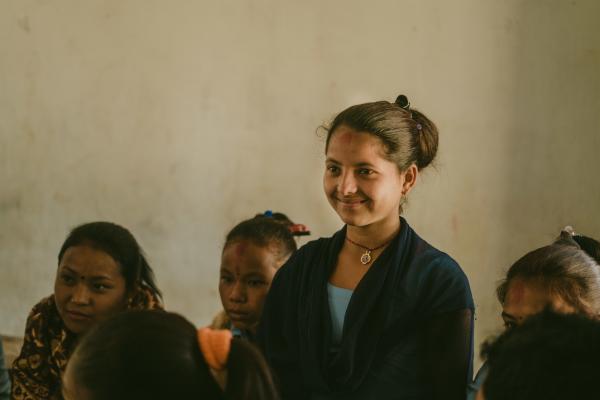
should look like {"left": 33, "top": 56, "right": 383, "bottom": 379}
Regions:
{"left": 337, "top": 213, "right": 370, "bottom": 227}
{"left": 337, "top": 212, "right": 400, "bottom": 229}
{"left": 63, "top": 319, "right": 92, "bottom": 335}
{"left": 232, "top": 322, "right": 257, "bottom": 334}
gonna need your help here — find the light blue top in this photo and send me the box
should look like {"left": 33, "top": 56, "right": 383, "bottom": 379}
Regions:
{"left": 327, "top": 283, "right": 354, "bottom": 345}
{"left": 467, "top": 362, "right": 489, "bottom": 400}
{"left": 311, "top": 284, "right": 355, "bottom": 400}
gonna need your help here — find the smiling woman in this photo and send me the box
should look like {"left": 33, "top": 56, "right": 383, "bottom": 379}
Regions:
{"left": 10, "top": 222, "right": 163, "bottom": 400}
{"left": 258, "top": 95, "right": 474, "bottom": 400}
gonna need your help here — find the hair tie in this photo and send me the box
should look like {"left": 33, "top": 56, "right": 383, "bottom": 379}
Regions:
{"left": 563, "top": 226, "right": 576, "bottom": 236}
{"left": 197, "top": 328, "right": 232, "bottom": 371}
{"left": 289, "top": 223, "right": 311, "bottom": 236}
{"left": 416, "top": 123, "right": 422, "bottom": 131}
{"left": 395, "top": 94, "right": 410, "bottom": 110}
{"left": 263, "top": 210, "right": 273, "bottom": 217}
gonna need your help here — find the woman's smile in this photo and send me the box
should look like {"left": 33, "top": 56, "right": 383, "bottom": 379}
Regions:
{"left": 336, "top": 197, "right": 367, "bottom": 207}
{"left": 324, "top": 126, "right": 408, "bottom": 228}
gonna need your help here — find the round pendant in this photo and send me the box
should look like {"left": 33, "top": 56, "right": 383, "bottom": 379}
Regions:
{"left": 360, "top": 251, "right": 372, "bottom": 265}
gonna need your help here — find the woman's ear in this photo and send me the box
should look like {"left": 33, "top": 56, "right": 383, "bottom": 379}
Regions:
{"left": 125, "top": 284, "right": 140, "bottom": 308}
{"left": 401, "top": 164, "right": 419, "bottom": 195}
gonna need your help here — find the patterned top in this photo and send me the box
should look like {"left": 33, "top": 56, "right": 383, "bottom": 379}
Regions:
{"left": 11, "top": 287, "right": 162, "bottom": 400}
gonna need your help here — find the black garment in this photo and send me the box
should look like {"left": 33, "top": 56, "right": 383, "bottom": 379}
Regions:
{"left": 0, "top": 341, "right": 9, "bottom": 400}
{"left": 258, "top": 218, "right": 474, "bottom": 400}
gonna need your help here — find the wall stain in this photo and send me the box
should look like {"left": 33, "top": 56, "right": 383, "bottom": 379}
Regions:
{"left": 451, "top": 213, "right": 459, "bottom": 236}
{"left": 17, "top": 16, "right": 31, "bottom": 33}
{"left": 0, "top": 195, "right": 22, "bottom": 212}
{"left": 504, "top": 18, "right": 514, "bottom": 34}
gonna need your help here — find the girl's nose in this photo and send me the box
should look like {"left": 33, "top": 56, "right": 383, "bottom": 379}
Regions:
{"left": 338, "top": 171, "right": 357, "bottom": 196}
{"left": 70, "top": 283, "right": 91, "bottom": 305}
{"left": 229, "top": 281, "right": 247, "bottom": 303}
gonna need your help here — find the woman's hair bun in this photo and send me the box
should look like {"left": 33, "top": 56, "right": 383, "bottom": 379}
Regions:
{"left": 395, "top": 94, "right": 410, "bottom": 109}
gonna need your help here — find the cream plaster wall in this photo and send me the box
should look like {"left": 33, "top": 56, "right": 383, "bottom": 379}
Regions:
{"left": 1, "top": 0, "right": 599, "bottom": 368}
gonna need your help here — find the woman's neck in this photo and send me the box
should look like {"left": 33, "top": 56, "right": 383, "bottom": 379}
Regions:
{"left": 346, "top": 216, "right": 401, "bottom": 249}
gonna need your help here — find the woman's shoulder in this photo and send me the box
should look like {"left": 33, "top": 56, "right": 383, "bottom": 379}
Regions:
{"left": 405, "top": 235, "right": 473, "bottom": 312}
{"left": 297, "top": 235, "right": 334, "bottom": 257}
{"left": 276, "top": 235, "right": 336, "bottom": 276}
{"left": 418, "top": 246, "right": 465, "bottom": 279}
{"left": 282, "top": 237, "right": 332, "bottom": 269}
{"left": 407, "top": 231, "right": 466, "bottom": 280}
{"left": 12, "top": 296, "right": 67, "bottom": 400}
{"left": 19, "top": 296, "right": 66, "bottom": 346}
{"left": 25, "top": 296, "right": 59, "bottom": 326}
{"left": 268, "top": 235, "right": 340, "bottom": 298}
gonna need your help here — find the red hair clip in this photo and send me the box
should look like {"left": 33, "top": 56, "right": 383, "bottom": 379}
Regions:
{"left": 289, "top": 224, "right": 311, "bottom": 236}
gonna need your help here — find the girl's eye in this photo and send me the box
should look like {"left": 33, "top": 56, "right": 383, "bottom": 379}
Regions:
{"left": 61, "top": 274, "right": 75, "bottom": 284}
{"left": 358, "top": 168, "right": 373, "bottom": 175}
{"left": 326, "top": 165, "right": 340, "bottom": 175}
{"left": 93, "top": 283, "right": 110, "bottom": 291}
{"left": 247, "top": 279, "right": 266, "bottom": 287}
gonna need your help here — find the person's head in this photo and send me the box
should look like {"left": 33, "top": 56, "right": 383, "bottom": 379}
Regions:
{"left": 62, "top": 310, "right": 279, "bottom": 400}
{"left": 480, "top": 310, "right": 600, "bottom": 400}
{"left": 323, "top": 95, "right": 438, "bottom": 228}
{"left": 497, "top": 231, "right": 600, "bottom": 330}
{"left": 219, "top": 213, "right": 298, "bottom": 333}
{"left": 54, "top": 221, "right": 161, "bottom": 334}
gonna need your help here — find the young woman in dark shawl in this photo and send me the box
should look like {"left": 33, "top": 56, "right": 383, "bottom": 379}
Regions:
{"left": 11, "top": 221, "right": 163, "bottom": 400}
{"left": 258, "top": 95, "right": 474, "bottom": 400}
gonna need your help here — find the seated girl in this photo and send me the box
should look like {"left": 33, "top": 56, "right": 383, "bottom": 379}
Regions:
{"left": 11, "top": 221, "right": 163, "bottom": 400}
{"left": 468, "top": 229, "right": 600, "bottom": 399}
{"left": 212, "top": 212, "right": 307, "bottom": 340}
{"left": 498, "top": 230, "right": 600, "bottom": 326}
{"left": 479, "top": 310, "right": 600, "bottom": 400}
{"left": 62, "top": 310, "right": 279, "bottom": 400}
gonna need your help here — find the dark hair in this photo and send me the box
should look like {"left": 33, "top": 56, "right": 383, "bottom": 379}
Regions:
{"left": 496, "top": 231, "right": 600, "bottom": 317}
{"left": 573, "top": 234, "right": 600, "bottom": 264}
{"left": 224, "top": 213, "right": 297, "bottom": 262}
{"left": 481, "top": 310, "right": 600, "bottom": 400}
{"left": 325, "top": 96, "right": 439, "bottom": 171}
{"left": 67, "top": 310, "right": 279, "bottom": 400}
{"left": 58, "top": 221, "right": 161, "bottom": 299}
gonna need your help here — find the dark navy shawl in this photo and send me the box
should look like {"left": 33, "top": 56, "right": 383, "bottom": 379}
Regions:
{"left": 258, "top": 218, "right": 474, "bottom": 400}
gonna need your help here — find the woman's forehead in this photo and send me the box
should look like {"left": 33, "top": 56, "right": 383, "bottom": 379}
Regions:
{"left": 59, "top": 245, "right": 122, "bottom": 278}
{"left": 327, "top": 129, "right": 392, "bottom": 167}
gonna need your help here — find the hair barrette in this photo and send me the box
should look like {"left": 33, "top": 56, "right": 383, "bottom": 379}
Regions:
{"left": 289, "top": 223, "right": 311, "bottom": 236}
